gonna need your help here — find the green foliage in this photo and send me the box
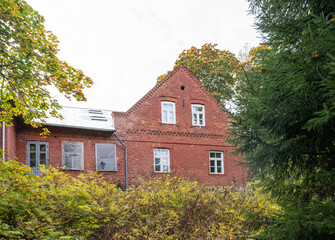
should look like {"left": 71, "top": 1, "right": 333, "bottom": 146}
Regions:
{"left": 0, "top": 0, "right": 93, "bottom": 129}
{"left": 157, "top": 43, "right": 242, "bottom": 103}
{"left": 230, "top": 0, "right": 335, "bottom": 238}
{"left": 0, "top": 160, "right": 279, "bottom": 239}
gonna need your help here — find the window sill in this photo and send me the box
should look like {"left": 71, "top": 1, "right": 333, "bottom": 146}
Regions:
{"left": 191, "top": 125, "right": 207, "bottom": 128}
{"left": 63, "top": 168, "right": 84, "bottom": 171}
{"left": 97, "top": 170, "right": 117, "bottom": 172}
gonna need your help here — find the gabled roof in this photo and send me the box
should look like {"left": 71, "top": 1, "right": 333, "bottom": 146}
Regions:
{"left": 126, "top": 63, "right": 225, "bottom": 115}
{"left": 43, "top": 106, "right": 115, "bottom": 132}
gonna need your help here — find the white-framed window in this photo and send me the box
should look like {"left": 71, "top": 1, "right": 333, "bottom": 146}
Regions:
{"left": 209, "top": 151, "right": 223, "bottom": 174}
{"left": 192, "top": 104, "right": 205, "bottom": 126}
{"left": 96, "top": 144, "right": 116, "bottom": 171}
{"left": 62, "top": 141, "right": 84, "bottom": 170}
{"left": 161, "top": 102, "right": 176, "bottom": 124}
{"left": 154, "top": 148, "right": 170, "bottom": 173}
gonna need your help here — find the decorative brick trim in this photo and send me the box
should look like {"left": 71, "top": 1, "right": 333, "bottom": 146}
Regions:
{"left": 125, "top": 64, "right": 226, "bottom": 116}
{"left": 126, "top": 129, "right": 227, "bottom": 139}
{"left": 113, "top": 111, "right": 127, "bottom": 117}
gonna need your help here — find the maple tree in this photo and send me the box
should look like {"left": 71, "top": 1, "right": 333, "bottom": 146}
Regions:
{"left": 0, "top": 0, "right": 93, "bottom": 128}
{"left": 157, "top": 43, "right": 241, "bottom": 104}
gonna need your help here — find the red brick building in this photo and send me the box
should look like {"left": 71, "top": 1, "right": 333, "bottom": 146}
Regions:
{"left": 1, "top": 64, "right": 246, "bottom": 187}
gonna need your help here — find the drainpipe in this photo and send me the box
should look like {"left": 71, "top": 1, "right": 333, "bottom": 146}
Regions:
{"left": 113, "top": 132, "right": 128, "bottom": 189}
{"left": 2, "top": 121, "right": 5, "bottom": 161}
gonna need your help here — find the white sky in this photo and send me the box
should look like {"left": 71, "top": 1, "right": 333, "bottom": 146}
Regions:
{"left": 26, "top": 0, "right": 260, "bottom": 112}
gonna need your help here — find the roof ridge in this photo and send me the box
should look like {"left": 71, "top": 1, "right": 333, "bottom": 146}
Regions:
{"left": 125, "top": 63, "right": 226, "bottom": 116}
{"left": 181, "top": 65, "right": 226, "bottom": 112}
{"left": 125, "top": 64, "right": 185, "bottom": 115}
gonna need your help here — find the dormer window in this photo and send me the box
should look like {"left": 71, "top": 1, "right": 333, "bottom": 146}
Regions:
{"left": 192, "top": 104, "right": 205, "bottom": 126}
{"left": 161, "top": 102, "right": 176, "bottom": 124}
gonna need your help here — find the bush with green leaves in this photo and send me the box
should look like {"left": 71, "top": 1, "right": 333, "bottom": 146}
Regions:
{"left": 0, "top": 160, "right": 280, "bottom": 239}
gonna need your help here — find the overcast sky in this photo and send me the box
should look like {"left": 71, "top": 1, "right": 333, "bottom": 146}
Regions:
{"left": 26, "top": 0, "right": 260, "bottom": 112}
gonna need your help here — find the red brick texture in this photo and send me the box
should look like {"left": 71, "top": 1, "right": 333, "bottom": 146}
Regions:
{"left": 6, "top": 64, "right": 247, "bottom": 187}
{"left": 114, "top": 64, "right": 247, "bottom": 186}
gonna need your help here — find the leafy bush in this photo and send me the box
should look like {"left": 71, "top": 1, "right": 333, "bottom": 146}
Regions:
{"left": 0, "top": 160, "right": 280, "bottom": 239}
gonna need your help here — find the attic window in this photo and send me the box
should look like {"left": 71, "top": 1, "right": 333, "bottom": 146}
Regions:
{"left": 89, "top": 110, "right": 103, "bottom": 115}
{"left": 90, "top": 116, "right": 107, "bottom": 121}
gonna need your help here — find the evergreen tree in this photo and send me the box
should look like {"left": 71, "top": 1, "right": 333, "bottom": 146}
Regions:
{"left": 230, "top": 0, "right": 335, "bottom": 238}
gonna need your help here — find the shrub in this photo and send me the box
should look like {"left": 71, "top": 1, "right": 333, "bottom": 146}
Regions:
{"left": 0, "top": 160, "right": 280, "bottom": 239}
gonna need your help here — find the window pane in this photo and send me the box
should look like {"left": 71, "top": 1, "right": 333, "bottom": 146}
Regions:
{"left": 155, "top": 158, "right": 160, "bottom": 165}
{"left": 193, "top": 113, "right": 197, "bottom": 124}
{"left": 163, "top": 165, "right": 168, "bottom": 172}
{"left": 97, "top": 161, "right": 106, "bottom": 170}
{"left": 40, "top": 153, "right": 46, "bottom": 165}
{"left": 169, "top": 112, "right": 173, "bottom": 122}
{"left": 217, "top": 167, "right": 222, "bottom": 173}
{"left": 30, "top": 144, "right": 36, "bottom": 151}
{"left": 210, "top": 167, "right": 215, "bottom": 173}
{"left": 65, "top": 156, "right": 72, "bottom": 168}
{"left": 210, "top": 152, "right": 215, "bottom": 158}
{"left": 155, "top": 165, "right": 161, "bottom": 172}
{"left": 217, "top": 160, "right": 221, "bottom": 167}
{"left": 198, "top": 106, "right": 203, "bottom": 112}
{"left": 163, "top": 111, "right": 167, "bottom": 122}
{"left": 40, "top": 144, "right": 46, "bottom": 152}
{"left": 72, "top": 154, "right": 82, "bottom": 169}
{"left": 64, "top": 142, "right": 75, "bottom": 152}
{"left": 210, "top": 160, "right": 215, "bottom": 166}
{"left": 96, "top": 144, "right": 116, "bottom": 171}
{"left": 216, "top": 152, "right": 222, "bottom": 158}
{"left": 30, "top": 153, "right": 36, "bottom": 167}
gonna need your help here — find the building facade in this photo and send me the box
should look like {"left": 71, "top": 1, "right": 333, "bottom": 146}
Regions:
{"left": 1, "top": 64, "right": 246, "bottom": 186}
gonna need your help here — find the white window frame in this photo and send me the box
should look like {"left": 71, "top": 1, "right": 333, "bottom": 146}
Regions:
{"left": 95, "top": 144, "right": 117, "bottom": 171}
{"left": 161, "top": 101, "right": 176, "bottom": 124}
{"left": 62, "top": 141, "right": 84, "bottom": 170}
{"left": 209, "top": 151, "right": 224, "bottom": 174}
{"left": 154, "top": 148, "right": 170, "bottom": 173}
{"left": 192, "top": 104, "right": 205, "bottom": 126}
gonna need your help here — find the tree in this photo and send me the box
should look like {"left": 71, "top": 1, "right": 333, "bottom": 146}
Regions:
{"left": 0, "top": 0, "right": 93, "bottom": 128}
{"left": 157, "top": 43, "right": 241, "bottom": 104}
{"left": 230, "top": 0, "right": 335, "bottom": 238}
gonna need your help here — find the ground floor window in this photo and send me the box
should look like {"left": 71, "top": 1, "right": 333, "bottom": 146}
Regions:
{"left": 62, "top": 141, "right": 84, "bottom": 170}
{"left": 96, "top": 144, "right": 116, "bottom": 171}
{"left": 154, "top": 148, "right": 170, "bottom": 172}
{"left": 27, "top": 141, "right": 48, "bottom": 176}
{"left": 209, "top": 151, "right": 223, "bottom": 174}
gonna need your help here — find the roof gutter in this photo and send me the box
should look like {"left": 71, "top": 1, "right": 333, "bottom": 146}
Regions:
{"left": 113, "top": 131, "right": 128, "bottom": 189}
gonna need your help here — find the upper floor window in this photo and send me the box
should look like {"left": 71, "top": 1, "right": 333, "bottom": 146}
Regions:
{"left": 192, "top": 104, "right": 205, "bottom": 126}
{"left": 96, "top": 144, "right": 117, "bottom": 171}
{"left": 62, "top": 141, "right": 84, "bottom": 170}
{"left": 161, "top": 102, "right": 176, "bottom": 124}
{"left": 209, "top": 151, "right": 223, "bottom": 174}
{"left": 154, "top": 148, "right": 170, "bottom": 173}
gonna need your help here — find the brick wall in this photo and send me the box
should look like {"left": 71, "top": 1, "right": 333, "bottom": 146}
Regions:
{"left": 0, "top": 120, "right": 17, "bottom": 160}
{"left": 6, "top": 64, "right": 247, "bottom": 187}
{"left": 15, "top": 125, "right": 126, "bottom": 184}
{"left": 117, "top": 64, "right": 247, "bottom": 186}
